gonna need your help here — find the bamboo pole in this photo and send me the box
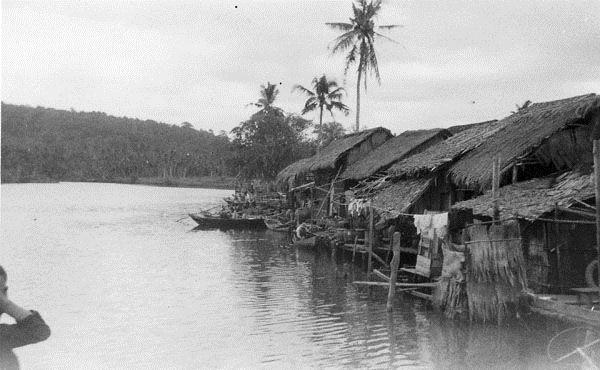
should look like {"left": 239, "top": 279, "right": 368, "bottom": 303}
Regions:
{"left": 555, "top": 203, "right": 562, "bottom": 293}
{"left": 387, "top": 232, "right": 402, "bottom": 311}
{"left": 367, "top": 204, "right": 374, "bottom": 279}
{"left": 594, "top": 139, "right": 600, "bottom": 298}
{"left": 492, "top": 156, "right": 500, "bottom": 222}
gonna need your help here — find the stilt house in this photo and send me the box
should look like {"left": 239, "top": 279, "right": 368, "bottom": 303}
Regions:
{"left": 365, "top": 119, "right": 502, "bottom": 214}
{"left": 276, "top": 127, "right": 392, "bottom": 217}
{"left": 449, "top": 93, "right": 600, "bottom": 292}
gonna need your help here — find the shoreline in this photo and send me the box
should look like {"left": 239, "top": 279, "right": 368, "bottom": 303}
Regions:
{"left": 1, "top": 176, "right": 237, "bottom": 190}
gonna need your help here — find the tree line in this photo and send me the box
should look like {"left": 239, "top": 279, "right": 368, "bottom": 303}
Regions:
{"left": 1, "top": 103, "right": 235, "bottom": 182}
{"left": 1, "top": 97, "right": 345, "bottom": 183}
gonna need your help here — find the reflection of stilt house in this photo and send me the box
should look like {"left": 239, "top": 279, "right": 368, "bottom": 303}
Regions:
{"left": 448, "top": 93, "right": 600, "bottom": 293}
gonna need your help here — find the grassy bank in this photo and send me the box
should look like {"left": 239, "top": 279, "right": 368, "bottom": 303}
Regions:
{"left": 2, "top": 176, "right": 236, "bottom": 190}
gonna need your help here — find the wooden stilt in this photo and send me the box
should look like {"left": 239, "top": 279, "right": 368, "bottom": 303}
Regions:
{"left": 492, "top": 156, "right": 500, "bottom": 222}
{"left": 387, "top": 232, "right": 402, "bottom": 311}
{"left": 555, "top": 203, "right": 562, "bottom": 293}
{"left": 367, "top": 205, "right": 374, "bottom": 279}
{"left": 593, "top": 139, "right": 600, "bottom": 297}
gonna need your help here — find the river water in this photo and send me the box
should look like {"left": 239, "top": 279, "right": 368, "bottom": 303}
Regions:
{"left": 0, "top": 183, "right": 579, "bottom": 369}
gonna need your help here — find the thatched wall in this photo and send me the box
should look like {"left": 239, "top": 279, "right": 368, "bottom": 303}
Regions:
{"left": 387, "top": 120, "right": 501, "bottom": 179}
{"left": 449, "top": 94, "right": 600, "bottom": 190}
{"left": 341, "top": 128, "right": 451, "bottom": 181}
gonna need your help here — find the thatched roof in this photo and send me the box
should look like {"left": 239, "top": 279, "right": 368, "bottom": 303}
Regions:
{"left": 387, "top": 120, "right": 501, "bottom": 178}
{"left": 452, "top": 171, "right": 594, "bottom": 221}
{"left": 276, "top": 127, "right": 391, "bottom": 185}
{"left": 449, "top": 94, "right": 600, "bottom": 190}
{"left": 276, "top": 157, "right": 313, "bottom": 187}
{"left": 341, "top": 129, "right": 450, "bottom": 181}
{"left": 372, "top": 178, "right": 432, "bottom": 214}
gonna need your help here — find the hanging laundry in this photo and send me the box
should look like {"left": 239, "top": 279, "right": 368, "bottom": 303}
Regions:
{"left": 413, "top": 212, "right": 449, "bottom": 278}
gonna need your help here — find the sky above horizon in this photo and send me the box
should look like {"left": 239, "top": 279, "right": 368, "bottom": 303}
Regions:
{"left": 2, "top": 0, "right": 599, "bottom": 134}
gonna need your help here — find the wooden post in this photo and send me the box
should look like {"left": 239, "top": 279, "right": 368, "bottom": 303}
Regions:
{"left": 492, "top": 156, "right": 500, "bottom": 222}
{"left": 367, "top": 204, "right": 374, "bottom": 279}
{"left": 512, "top": 164, "right": 518, "bottom": 184}
{"left": 329, "top": 185, "right": 335, "bottom": 216}
{"left": 387, "top": 232, "right": 402, "bottom": 311}
{"left": 554, "top": 203, "right": 562, "bottom": 293}
{"left": 593, "top": 139, "right": 600, "bottom": 297}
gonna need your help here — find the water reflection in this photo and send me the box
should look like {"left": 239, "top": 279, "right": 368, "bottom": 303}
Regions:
{"left": 1, "top": 184, "right": 588, "bottom": 369}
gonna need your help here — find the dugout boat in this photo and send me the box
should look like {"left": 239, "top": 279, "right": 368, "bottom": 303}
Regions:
{"left": 189, "top": 213, "right": 266, "bottom": 230}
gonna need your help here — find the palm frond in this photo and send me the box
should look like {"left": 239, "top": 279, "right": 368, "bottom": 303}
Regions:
{"left": 292, "top": 84, "right": 315, "bottom": 97}
{"left": 325, "top": 22, "right": 353, "bottom": 31}
{"left": 330, "top": 31, "right": 358, "bottom": 54}
{"left": 344, "top": 44, "right": 358, "bottom": 75}
{"left": 379, "top": 24, "right": 402, "bottom": 29}
{"left": 367, "top": 40, "right": 381, "bottom": 84}
{"left": 329, "top": 101, "right": 350, "bottom": 115}
{"left": 374, "top": 31, "right": 400, "bottom": 44}
{"left": 328, "top": 87, "right": 345, "bottom": 96}
{"left": 301, "top": 99, "right": 318, "bottom": 115}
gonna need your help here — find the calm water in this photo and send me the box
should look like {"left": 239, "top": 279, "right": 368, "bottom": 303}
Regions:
{"left": 0, "top": 183, "right": 576, "bottom": 369}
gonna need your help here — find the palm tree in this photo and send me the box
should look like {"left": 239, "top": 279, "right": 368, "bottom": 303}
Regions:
{"left": 293, "top": 75, "right": 349, "bottom": 133}
{"left": 326, "top": 0, "right": 400, "bottom": 132}
{"left": 249, "top": 82, "right": 280, "bottom": 112}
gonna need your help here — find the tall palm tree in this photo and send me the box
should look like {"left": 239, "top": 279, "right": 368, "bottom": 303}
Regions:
{"left": 326, "top": 0, "right": 400, "bottom": 132}
{"left": 293, "top": 75, "right": 349, "bottom": 133}
{"left": 250, "top": 82, "right": 280, "bottom": 112}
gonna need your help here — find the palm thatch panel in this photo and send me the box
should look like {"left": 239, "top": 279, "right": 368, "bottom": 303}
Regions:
{"left": 341, "top": 128, "right": 451, "bottom": 181}
{"left": 275, "top": 127, "right": 392, "bottom": 186}
{"left": 449, "top": 94, "right": 600, "bottom": 190}
{"left": 451, "top": 171, "right": 594, "bottom": 220}
{"left": 371, "top": 178, "right": 433, "bottom": 214}
{"left": 387, "top": 120, "right": 502, "bottom": 178}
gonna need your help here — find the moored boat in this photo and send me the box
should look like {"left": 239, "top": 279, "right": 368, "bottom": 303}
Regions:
{"left": 264, "top": 218, "right": 294, "bottom": 232}
{"left": 189, "top": 213, "right": 266, "bottom": 230}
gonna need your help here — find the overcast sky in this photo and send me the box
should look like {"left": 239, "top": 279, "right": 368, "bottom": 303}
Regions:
{"left": 2, "top": 0, "right": 599, "bottom": 134}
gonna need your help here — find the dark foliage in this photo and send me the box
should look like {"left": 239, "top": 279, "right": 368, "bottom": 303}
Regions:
{"left": 1, "top": 103, "right": 234, "bottom": 182}
{"left": 229, "top": 108, "right": 314, "bottom": 179}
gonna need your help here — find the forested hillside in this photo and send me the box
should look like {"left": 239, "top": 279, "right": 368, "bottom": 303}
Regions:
{"left": 1, "top": 103, "right": 234, "bottom": 183}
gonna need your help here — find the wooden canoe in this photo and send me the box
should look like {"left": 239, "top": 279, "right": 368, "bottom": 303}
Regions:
{"left": 189, "top": 213, "right": 266, "bottom": 230}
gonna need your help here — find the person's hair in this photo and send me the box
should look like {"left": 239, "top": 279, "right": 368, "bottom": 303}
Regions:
{"left": 0, "top": 265, "right": 6, "bottom": 280}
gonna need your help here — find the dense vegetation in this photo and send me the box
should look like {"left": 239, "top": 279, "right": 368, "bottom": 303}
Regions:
{"left": 1, "top": 103, "right": 235, "bottom": 183}
{"left": 1, "top": 100, "right": 343, "bottom": 184}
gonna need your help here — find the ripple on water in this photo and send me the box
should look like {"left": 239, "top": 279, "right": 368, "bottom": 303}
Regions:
{"left": 1, "top": 183, "right": 575, "bottom": 369}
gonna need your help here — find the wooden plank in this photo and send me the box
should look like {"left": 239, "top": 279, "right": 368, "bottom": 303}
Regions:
{"left": 373, "top": 269, "right": 390, "bottom": 282}
{"left": 409, "top": 290, "right": 433, "bottom": 301}
{"left": 352, "top": 281, "right": 438, "bottom": 288}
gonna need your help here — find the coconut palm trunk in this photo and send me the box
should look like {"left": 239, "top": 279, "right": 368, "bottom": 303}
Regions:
{"left": 355, "top": 68, "right": 362, "bottom": 132}
{"left": 319, "top": 106, "right": 324, "bottom": 147}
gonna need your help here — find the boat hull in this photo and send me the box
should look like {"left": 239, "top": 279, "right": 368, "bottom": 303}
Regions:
{"left": 189, "top": 213, "right": 266, "bottom": 230}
